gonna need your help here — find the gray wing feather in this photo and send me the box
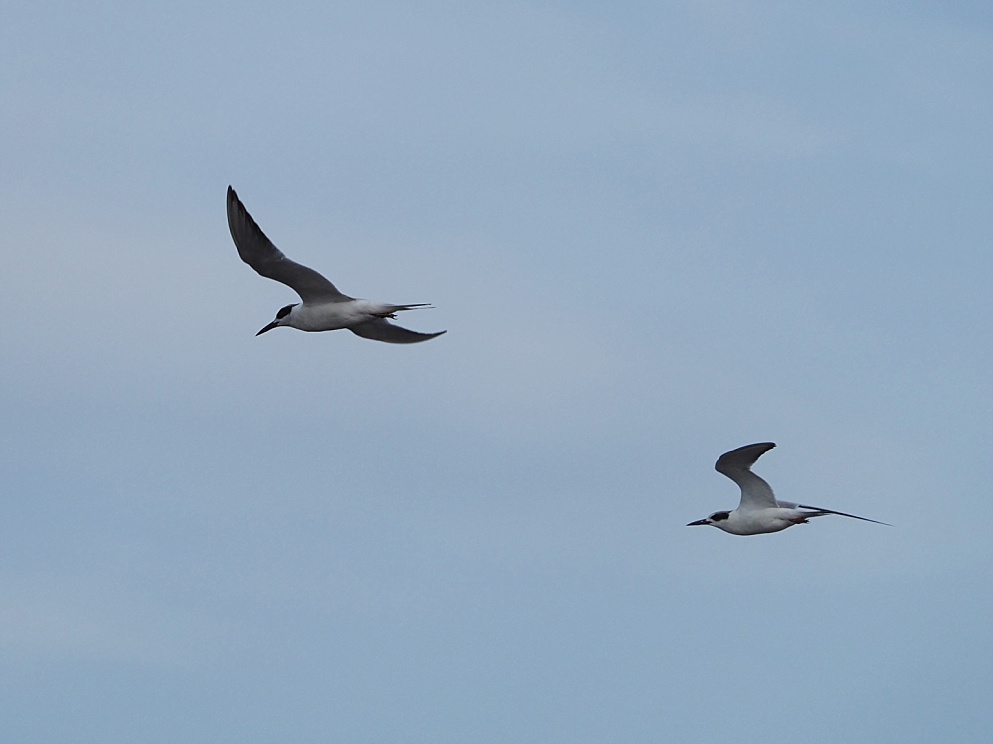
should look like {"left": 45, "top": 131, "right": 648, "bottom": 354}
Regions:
{"left": 349, "top": 320, "right": 446, "bottom": 344}
{"left": 715, "top": 442, "right": 778, "bottom": 510}
{"left": 227, "top": 186, "right": 350, "bottom": 303}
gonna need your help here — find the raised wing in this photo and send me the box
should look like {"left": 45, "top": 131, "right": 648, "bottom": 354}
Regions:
{"left": 349, "top": 319, "right": 447, "bottom": 344}
{"left": 715, "top": 442, "right": 778, "bottom": 511}
{"left": 227, "top": 186, "right": 350, "bottom": 303}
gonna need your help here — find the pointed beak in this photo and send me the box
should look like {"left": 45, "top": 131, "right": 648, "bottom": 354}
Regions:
{"left": 686, "top": 519, "right": 710, "bottom": 527}
{"left": 256, "top": 321, "right": 279, "bottom": 336}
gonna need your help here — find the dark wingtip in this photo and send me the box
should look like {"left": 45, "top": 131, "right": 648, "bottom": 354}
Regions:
{"left": 715, "top": 441, "right": 777, "bottom": 474}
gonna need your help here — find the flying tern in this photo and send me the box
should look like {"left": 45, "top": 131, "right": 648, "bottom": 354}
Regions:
{"left": 226, "top": 186, "right": 446, "bottom": 343}
{"left": 687, "top": 442, "right": 889, "bottom": 535}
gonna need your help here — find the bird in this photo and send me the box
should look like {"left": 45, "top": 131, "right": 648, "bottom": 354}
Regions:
{"left": 226, "top": 186, "right": 446, "bottom": 343}
{"left": 686, "top": 442, "right": 889, "bottom": 535}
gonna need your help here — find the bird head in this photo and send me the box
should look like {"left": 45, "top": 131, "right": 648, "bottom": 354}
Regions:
{"left": 257, "top": 303, "right": 298, "bottom": 335}
{"left": 686, "top": 511, "right": 731, "bottom": 528}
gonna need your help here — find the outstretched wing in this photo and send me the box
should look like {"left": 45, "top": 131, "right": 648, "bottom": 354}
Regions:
{"left": 792, "top": 503, "right": 891, "bottom": 526}
{"left": 227, "top": 186, "right": 350, "bottom": 303}
{"left": 349, "top": 319, "right": 447, "bottom": 344}
{"left": 715, "top": 442, "right": 778, "bottom": 511}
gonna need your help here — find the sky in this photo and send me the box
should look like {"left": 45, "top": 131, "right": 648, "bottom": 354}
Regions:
{"left": 2, "top": 1, "right": 993, "bottom": 741}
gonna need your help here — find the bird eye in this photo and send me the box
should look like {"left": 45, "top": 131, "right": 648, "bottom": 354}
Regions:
{"left": 276, "top": 304, "right": 295, "bottom": 319}
{"left": 711, "top": 512, "right": 730, "bottom": 521}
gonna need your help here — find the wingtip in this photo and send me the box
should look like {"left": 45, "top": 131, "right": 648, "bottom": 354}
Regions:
{"left": 348, "top": 321, "right": 447, "bottom": 344}
{"left": 415, "top": 329, "right": 447, "bottom": 341}
{"left": 715, "top": 441, "right": 777, "bottom": 477}
{"left": 718, "top": 441, "right": 776, "bottom": 459}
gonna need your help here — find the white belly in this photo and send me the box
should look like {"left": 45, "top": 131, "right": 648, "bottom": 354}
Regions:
{"left": 722, "top": 508, "right": 795, "bottom": 535}
{"left": 291, "top": 299, "right": 391, "bottom": 331}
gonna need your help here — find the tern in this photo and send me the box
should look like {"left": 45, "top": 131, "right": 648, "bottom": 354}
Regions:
{"left": 687, "top": 442, "right": 889, "bottom": 535}
{"left": 226, "top": 186, "right": 446, "bottom": 343}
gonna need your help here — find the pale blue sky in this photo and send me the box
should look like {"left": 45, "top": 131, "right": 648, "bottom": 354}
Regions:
{"left": 2, "top": 2, "right": 992, "bottom": 742}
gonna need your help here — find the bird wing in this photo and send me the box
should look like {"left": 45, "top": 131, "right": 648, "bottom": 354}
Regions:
{"left": 227, "top": 186, "right": 350, "bottom": 304}
{"left": 349, "top": 319, "right": 447, "bottom": 344}
{"left": 792, "top": 503, "right": 891, "bottom": 526}
{"left": 715, "top": 442, "right": 778, "bottom": 511}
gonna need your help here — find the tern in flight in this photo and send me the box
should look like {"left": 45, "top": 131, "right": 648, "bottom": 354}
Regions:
{"left": 227, "top": 186, "right": 446, "bottom": 343}
{"left": 687, "top": 442, "right": 889, "bottom": 535}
